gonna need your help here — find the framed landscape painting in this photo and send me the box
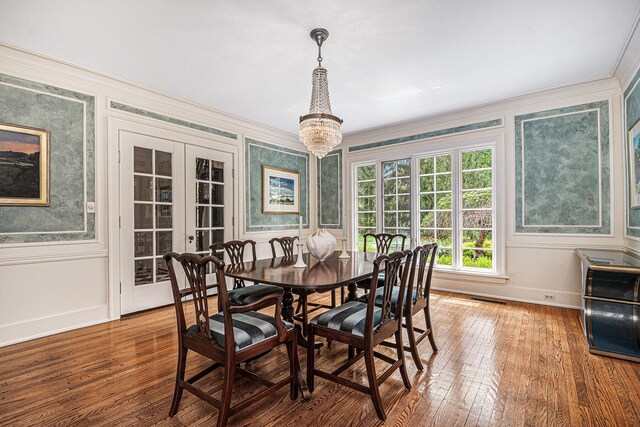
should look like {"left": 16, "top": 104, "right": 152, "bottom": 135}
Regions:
{"left": 630, "top": 119, "right": 640, "bottom": 208}
{"left": 262, "top": 165, "right": 300, "bottom": 214}
{"left": 0, "top": 123, "right": 49, "bottom": 206}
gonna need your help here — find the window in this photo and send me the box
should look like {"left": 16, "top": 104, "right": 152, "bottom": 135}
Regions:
{"left": 382, "top": 159, "right": 411, "bottom": 252}
{"left": 351, "top": 144, "right": 497, "bottom": 274}
{"left": 460, "top": 148, "right": 493, "bottom": 270}
{"left": 355, "top": 163, "right": 376, "bottom": 251}
{"left": 418, "top": 154, "right": 453, "bottom": 266}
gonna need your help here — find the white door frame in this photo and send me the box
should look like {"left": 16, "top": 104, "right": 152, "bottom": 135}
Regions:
{"left": 107, "top": 117, "right": 239, "bottom": 319}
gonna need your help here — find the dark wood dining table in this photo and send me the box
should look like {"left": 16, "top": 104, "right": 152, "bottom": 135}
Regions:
{"left": 225, "top": 250, "right": 379, "bottom": 345}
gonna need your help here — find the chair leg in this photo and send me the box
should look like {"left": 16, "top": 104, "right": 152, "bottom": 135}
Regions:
{"left": 363, "top": 345, "right": 386, "bottom": 421}
{"left": 286, "top": 340, "right": 299, "bottom": 400}
{"left": 169, "top": 346, "right": 188, "bottom": 416}
{"left": 331, "top": 289, "right": 336, "bottom": 307}
{"left": 301, "top": 294, "right": 309, "bottom": 331}
{"left": 217, "top": 362, "right": 235, "bottom": 427}
{"left": 306, "top": 327, "right": 315, "bottom": 393}
{"left": 424, "top": 306, "right": 438, "bottom": 353}
{"left": 395, "top": 330, "right": 411, "bottom": 390}
{"left": 405, "top": 313, "right": 424, "bottom": 371}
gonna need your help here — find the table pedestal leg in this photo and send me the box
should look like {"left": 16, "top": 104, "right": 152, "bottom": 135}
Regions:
{"left": 347, "top": 282, "right": 358, "bottom": 302}
{"left": 282, "top": 288, "right": 295, "bottom": 324}
{"left": 282, "top": 288, "right": 310, "bottom": 399}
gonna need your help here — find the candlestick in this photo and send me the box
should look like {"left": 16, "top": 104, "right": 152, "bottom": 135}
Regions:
{"left": 298, "top": 215, "right": 302, "bottom": 241}
{"left": 342, "top": 214, "right": 347, "bottom": 239}
{"left": 339, "top": 237, "right": 350, "bottom": 259}
{"left": 293, "top": 243, "right": 307, "bottom": 268}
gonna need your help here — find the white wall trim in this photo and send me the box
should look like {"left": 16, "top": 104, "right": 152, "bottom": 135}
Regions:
{"left": 0, "top": 305, "right": 109, "bottom": 348}
{"left": 0, "top": 249, "right": 108, "bottom": 267}
{"left": 433, "top": 286, "right": 581, "bottom": 310}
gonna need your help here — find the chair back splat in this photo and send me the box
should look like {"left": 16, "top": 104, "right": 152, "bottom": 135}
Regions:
{"left": 269, "top": 236, "right": 299, "bottom": 258}
{"left": 210, "top": 240, "right": 257, "bottom": 289}
{"left": 366, "top": 250, "right": 413, "bottom": 338}
{"left": 165, "top": 252, "right": 230, "bottom": 345}
{"left": 409, "top": 242, "right": 438, "bottom": 306}
{"left": 363, "top": 233, "right": 407, "bottom": 254}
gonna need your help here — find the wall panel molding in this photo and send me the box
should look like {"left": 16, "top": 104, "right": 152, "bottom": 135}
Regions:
{"left": 514, "top": 100, "right": 611, "bottom": 234}
{"left": 244, "top": 138, "right": 310, "bottom": 232}
{"left": 317, "top": 149, "right": 342, "bottom": 229}
{"left": 0, "top": 73, "right": 96, "bottom": 243}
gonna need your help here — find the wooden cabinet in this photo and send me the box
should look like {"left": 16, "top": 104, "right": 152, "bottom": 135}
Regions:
{"left": 576, "top": 248, "right": 640, "bottom": 362}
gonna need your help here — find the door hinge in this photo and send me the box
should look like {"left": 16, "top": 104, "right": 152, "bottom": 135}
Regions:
{"left": 232, "top": 169, "right": 235, "bottom": 178}
{"left": 119, "top": 216, "right": 122, "bottom": 228}
{"left": 232, "top": 216, "right": 235, "bottom": 226}
{"left": 119, "top": 282, "right": 122, "bottom": 294}
{"left": 118, "top": 150, "right": 121, "bottom": 163}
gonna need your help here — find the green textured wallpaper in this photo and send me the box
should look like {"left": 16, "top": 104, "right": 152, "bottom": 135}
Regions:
{"left": 244, "top": 138, "right": 309, "bottom": 232}
{"left": 624, "top": 70, "right": 640, "bottom": 237}
{"left": 515, "top": 101, "right": 610, "bottom": 234}
{"left": 0, "top": 74, "right": 95, "bottom": 243}
{"left": 317, "top": 149, "right": 342, "bottom": 229}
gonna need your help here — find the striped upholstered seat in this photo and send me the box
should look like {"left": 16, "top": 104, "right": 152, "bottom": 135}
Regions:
{"left": 228, "top": 284, "right": 283, "bottom": 305}
{"left": 357, "top": 286, "right": 417, "bottom": 308}
{"left": 309, "top": 301, "right": 393, "bottom": 337}
{"left": 188, "top": 311, "right": 294, "bottom": 351}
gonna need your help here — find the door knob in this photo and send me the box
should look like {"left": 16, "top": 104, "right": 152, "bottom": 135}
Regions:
{"left": 188, "top": 235, "right": 194, "bottom": 243}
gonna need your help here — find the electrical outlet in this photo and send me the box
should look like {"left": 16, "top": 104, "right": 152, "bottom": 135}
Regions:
{"left": 544, "top": 294, "right": 556, "bottom": 301}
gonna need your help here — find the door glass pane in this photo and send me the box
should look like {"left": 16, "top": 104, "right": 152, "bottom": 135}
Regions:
{"left": 135, "top": 259, "right": 153, "bottom": 285}
{"left": 211, "top": 207, "right": 224, "bottom": 227}
{"left": 156, "top": 231, "right": 172, "bottom": 254}
{"left": 212, "top": 161, "right": 224, "bottom": 182}
{"left": 156, "top": 205, "right": 172, "bottom": 229}
{"left": 134, "top": 147, "right": 152, "bottom": 174}
{"left": 211, "top": 184, "right": 224, "bottom": 205}
{"left": 134, "top": 176, "right": 153, "bottom": 201}
{"left": 196, "top": 206, "right": 210, "bottom": 227}
{"left": 156, "top": 178, "right": 172, "bottom": 202}
{"left": 155, "top": 150, "right": 172, "bottom": 176}
{"left": 156, "top": 257, "right": 169, "bottom": 282}
{"left": 134, "top": 232, "right": 153, "bottom": 257}
{"left": 196, "top": 230, "right": 210, "bottom": 252}
{"left": 355, "top": 164, "right": 377, "bottom": 252}
{"left": 197, "top": 182, "right": 210, "bottom": 204}
{"left": 196, "top": 158, "right": 209, "bottom": 180}
{"left": 134, "top": 204, "right": 153, "bottom": 229}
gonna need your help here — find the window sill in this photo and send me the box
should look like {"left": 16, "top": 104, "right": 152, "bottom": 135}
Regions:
{"left": 432, "top": 268, "right": 509, "bottom": 285}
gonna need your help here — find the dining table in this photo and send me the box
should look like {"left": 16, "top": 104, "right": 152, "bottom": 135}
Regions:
{"left": 224, "top": 250, "right": 379, "bottom": 346}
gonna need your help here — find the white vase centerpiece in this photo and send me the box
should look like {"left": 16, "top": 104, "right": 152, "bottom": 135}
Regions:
{"left": 306, "top": 229, "right": 336, "bottom": 262}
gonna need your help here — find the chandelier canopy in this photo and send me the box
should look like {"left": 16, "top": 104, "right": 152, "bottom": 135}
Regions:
{"left": 299, "top": 28, "right": 343, "bottom": 159}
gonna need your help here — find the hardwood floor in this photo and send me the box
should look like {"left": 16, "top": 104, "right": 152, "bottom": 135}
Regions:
{"left": 1, "top": 291, "right": 639, "bottom": 426}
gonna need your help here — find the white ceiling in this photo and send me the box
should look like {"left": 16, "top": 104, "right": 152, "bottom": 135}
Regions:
{"left": 1, "top": 0, "right": 639, "bottom": 134}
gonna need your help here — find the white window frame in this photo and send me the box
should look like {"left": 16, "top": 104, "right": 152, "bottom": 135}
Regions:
{"left": 347, "top": 133, "right": 505, "bottom": 278}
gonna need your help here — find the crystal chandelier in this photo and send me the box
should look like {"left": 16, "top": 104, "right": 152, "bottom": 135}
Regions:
{"left": 299, "top": 28, "right": 343, "bottom": 159}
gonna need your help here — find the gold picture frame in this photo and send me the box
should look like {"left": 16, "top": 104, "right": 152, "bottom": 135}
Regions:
{"left": 0, "top": 122, "right": 50, "bottom": 206}
{"left": 262, "top": 165, "right": 300, "bottom": 214}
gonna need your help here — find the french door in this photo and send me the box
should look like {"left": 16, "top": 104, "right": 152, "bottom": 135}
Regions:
{"left": 119, "top": 131, "right": 234, "bottom": 314}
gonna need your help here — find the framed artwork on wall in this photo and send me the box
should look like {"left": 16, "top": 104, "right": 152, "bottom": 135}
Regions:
{"left": 629, "top": 118, "right": 640, "bottom": 209}
{"left": 0, "top": 123, "right": 49, "bottom": 206}
{"left": 262, "top": 165, "right": 300, "bottom": 214}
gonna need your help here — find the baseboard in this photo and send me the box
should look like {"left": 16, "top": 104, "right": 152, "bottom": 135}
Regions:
{"left": 0, "top": 305, "right": 110, "bottom": 348}
{"left": 432, "top": 284, "right": 581, "bottom": 309}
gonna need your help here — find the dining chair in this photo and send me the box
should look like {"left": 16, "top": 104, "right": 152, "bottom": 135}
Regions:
{"left": 359, "top": 242, "right": 439, "bottom": 370}
{"left": 306, "top": 250, "right": 414, "bottom": 421}
{"left": 356, "top": 232, "right": 408, "bottom": 291}
{"left": 210, "top": 240, "right": 283, "bottom": 306}
{"left": 164, "top": 251, "right": 300, "bottom": 427}
{"left": 269, "top": 236, "right": 342, "bottom": 332}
